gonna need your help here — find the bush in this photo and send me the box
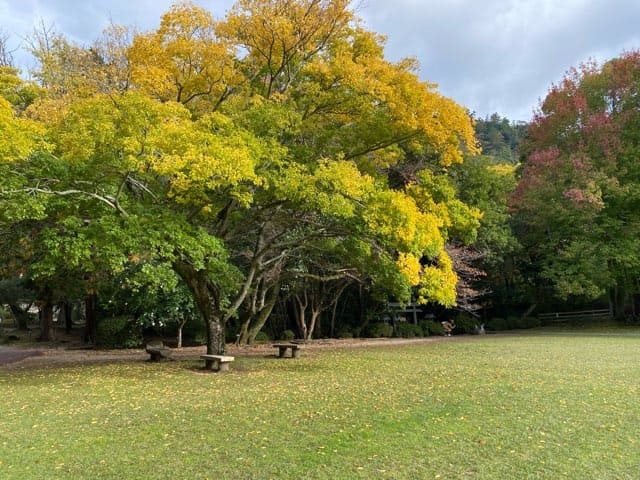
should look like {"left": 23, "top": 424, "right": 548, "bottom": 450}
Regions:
{"left": 485, "top": 315, "right": 541, "bottom": 331}
{"left": 394, "top": 322, "right": 423, "bottom": 338}
{"left": 455, "top": 313, "right": 480, "bottom": 334}
{"left": 486, "top": 317, "right": 509, "bottom": 331}
{"left": 336, "top": 326, "right": 353, "bottom": 339}
{"left": 366, "top": 322, "right": 393, "bottom": 338}
{"left": 96, "top": 316, "right": 143, "bottom": 348}
{"left": 254, "top": 331, "right": 271, "bottom": 343}
{"left": 182, "top": 315, "right": 207, "bottom": 344}
{"left": 420, "top": 319, "right": 445, "bottom": 336}
{"left": 506, "top": 316, "right": 521, "bottom": 329}
{"left": 515, "top": 316, "right": 541, "bottom": 329}
{"left": 281, "top": 329, "right": 295, "bottom": 341}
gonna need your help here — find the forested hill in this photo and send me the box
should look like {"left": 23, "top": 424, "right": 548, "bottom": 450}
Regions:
{"left": 474, "top": 113, "right": 527, "bottom": 164}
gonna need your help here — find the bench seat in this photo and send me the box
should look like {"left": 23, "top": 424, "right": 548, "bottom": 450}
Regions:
{"left": 200, "top": 354, "right": 235, "bottom": 371}
{"left": 273, "top": 343, "right": 301, "bottom": 358}
{"left": 145, "top": 343, "right": 172, "bottom": 362}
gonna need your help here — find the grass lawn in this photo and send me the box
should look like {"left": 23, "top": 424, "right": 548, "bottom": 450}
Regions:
{"left": 1, "top": 332, "right": 640, "bottom": 479}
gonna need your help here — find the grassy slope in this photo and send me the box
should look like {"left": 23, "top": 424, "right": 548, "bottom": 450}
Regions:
{"left": 1, "top": 333, "right": 639, "bottom": 479}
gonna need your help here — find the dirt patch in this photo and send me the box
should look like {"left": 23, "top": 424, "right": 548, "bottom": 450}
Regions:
{"left": 0, "top": 337, "right": 445, "bottom": 370}
{"left": 0, "top": 346, "right": 45, "bottom": 365}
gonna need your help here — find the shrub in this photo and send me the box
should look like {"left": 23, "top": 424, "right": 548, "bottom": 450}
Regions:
{"left": 486, "top": 317, "right": 509, "bottom": 331}
{"left": 281, "top": 329, "right": 295, "bottom": 341}
{"left": 455, "top": 313, "right": 480, "bottom": 334}
{"left": 182, "top": 315, "right": 207, "bottom": 344}
{"left": 96, "top": 316, "right": 143, "bottom": 348}
{"left": 394, "top": 322, "right": 423, "bottom": 338}
{"left": 420, "top": 319, "right": 445, "bottom": 336}
{"left": 515, "top": 316, "right": 541, "bottom": 329}
{"left": 336, "top": 326, "right": 353, "bottom": 339}
{"left": 506, "top": 316, "right": 521, "bottom": 329}
{"left": 254, "top": 331, "right": 271, "bottom": 343}
{"left": 366, "top": 322, "right": 393, "bottom": 338}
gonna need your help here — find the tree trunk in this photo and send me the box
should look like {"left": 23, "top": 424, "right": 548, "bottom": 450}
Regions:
{"left": 177, "top": 318, "right": 187, "bottom": 348}
{"left": 521, "top": 303, "right": 537, "bottom": 320}
{"left": 8, "top": 303, "right": 30, "bottom": 330}
{"left": 84, "top": 292, "right": 98, "bottom": 344}
{"left": 38, "top": 293, "right": 54, "bottom": 342}
{"left": 247, "top": 292, "right": 278, "bottom": 344}
{"left": 294, "top": 294, "right": 308, "bottom": 341}
{"left": 173, "top": 260, "right": 226, "bottom": 355}
{"left": 306, "top": 308, "right": 321, "bottom": 341}
{"left": 206, "top": 313, "right": 225, "bottom": 355}
{"left": 237, "top": 309, "right": 253, "bottom": 345}
{"left": 62, "top": 302, "right": 73, "bottom": 334}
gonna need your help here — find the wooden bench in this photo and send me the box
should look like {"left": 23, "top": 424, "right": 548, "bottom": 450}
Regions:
{"left": 145, "top": 342, "right": 173, "bottom": 362}
{"left": 273, "top": 343, "right": 301, "bottom": 358}
{"left": 200, "top": 354, "right": 235, "bottom": 372}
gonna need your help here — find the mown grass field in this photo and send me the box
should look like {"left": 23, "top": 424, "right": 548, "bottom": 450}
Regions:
{"left": 1, "top": 332, "right": 640, "bottom": 479}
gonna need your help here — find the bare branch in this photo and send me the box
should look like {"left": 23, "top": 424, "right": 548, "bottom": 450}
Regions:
{"left": 2, "top": 187, "right": 129, "bottom": 217}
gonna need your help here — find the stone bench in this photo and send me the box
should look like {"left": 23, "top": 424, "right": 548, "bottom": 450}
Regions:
{"left": 145, "top": 343, "right": 173, "bottom": 362}
{"left": 200, "top": 354, "right": 235, "bottom": 372}
{"left": 273, "top": 343, "right": 301, "bottom": 358}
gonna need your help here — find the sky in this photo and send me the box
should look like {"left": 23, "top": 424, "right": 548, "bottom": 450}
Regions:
{"left": 2, "top": 0, "right": 640, "bottom": 121}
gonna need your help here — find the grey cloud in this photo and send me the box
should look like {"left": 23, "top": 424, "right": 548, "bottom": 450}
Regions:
{"left": 360, "top": 0, "right": 640, "bottom": 120}
{"left": 2, "top": 0, "right": 640, "bottom": 121}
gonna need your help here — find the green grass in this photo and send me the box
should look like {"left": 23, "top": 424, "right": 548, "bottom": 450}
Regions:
{"left": 2, "top": 333, "right": 640, "bottom": 479}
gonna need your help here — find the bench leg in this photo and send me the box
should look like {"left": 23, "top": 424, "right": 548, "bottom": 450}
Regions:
{"left": 292, "top": 348, "right": 300, "bottom": 359}
{"left": 278, "top": 347, "right": 287, "bottom": 358}
{"left": 218, "top": 362, "right": 230, "bottom": 372}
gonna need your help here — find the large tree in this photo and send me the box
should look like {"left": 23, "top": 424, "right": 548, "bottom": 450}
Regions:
{"left": 513, "top": 52, "right": 640, "bottom": 317}
{"left": 1, "top": 1, "right": 479, "bottom": 353}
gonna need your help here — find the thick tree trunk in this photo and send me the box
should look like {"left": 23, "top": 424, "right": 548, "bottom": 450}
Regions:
{"left": 38, "top": 293, "right": 54, "bottom": 342}
{"left": 8, "top": 303, "right": 30, "bottom": 330}
{"left": 206, "top": 313, "right": 225, "bottom": 355}
{"left": 173, "top": 260, "right": 226, "bottom": 355}
{"left": 84, "top": 292, "right": 98, "bottom": 343}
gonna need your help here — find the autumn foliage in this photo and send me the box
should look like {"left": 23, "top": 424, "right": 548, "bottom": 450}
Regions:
{"left": 513, "top": 51, "right": 640, "bottom": 313}
{"left": 0, "top": 1, "right": 480, "bottom": 351}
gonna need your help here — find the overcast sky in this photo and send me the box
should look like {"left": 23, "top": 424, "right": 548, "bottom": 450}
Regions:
{"left": 2, "top": 0, "right": 640, "bottom": 121}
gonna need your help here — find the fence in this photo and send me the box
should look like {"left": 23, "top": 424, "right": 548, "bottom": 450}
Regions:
{"left": 538, "top": 308, "right": 612, "bottom": 324}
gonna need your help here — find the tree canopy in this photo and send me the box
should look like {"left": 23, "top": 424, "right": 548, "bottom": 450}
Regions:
{"left": 513, "top": 52, "right": 640, "bottom": 316}
{"left": 0, "top": 0, "right": 480, "bottom": 351}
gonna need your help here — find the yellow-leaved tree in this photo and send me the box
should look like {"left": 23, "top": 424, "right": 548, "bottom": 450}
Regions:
{"left": 2, "top": 0, "right": 480, "bottom": 352}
